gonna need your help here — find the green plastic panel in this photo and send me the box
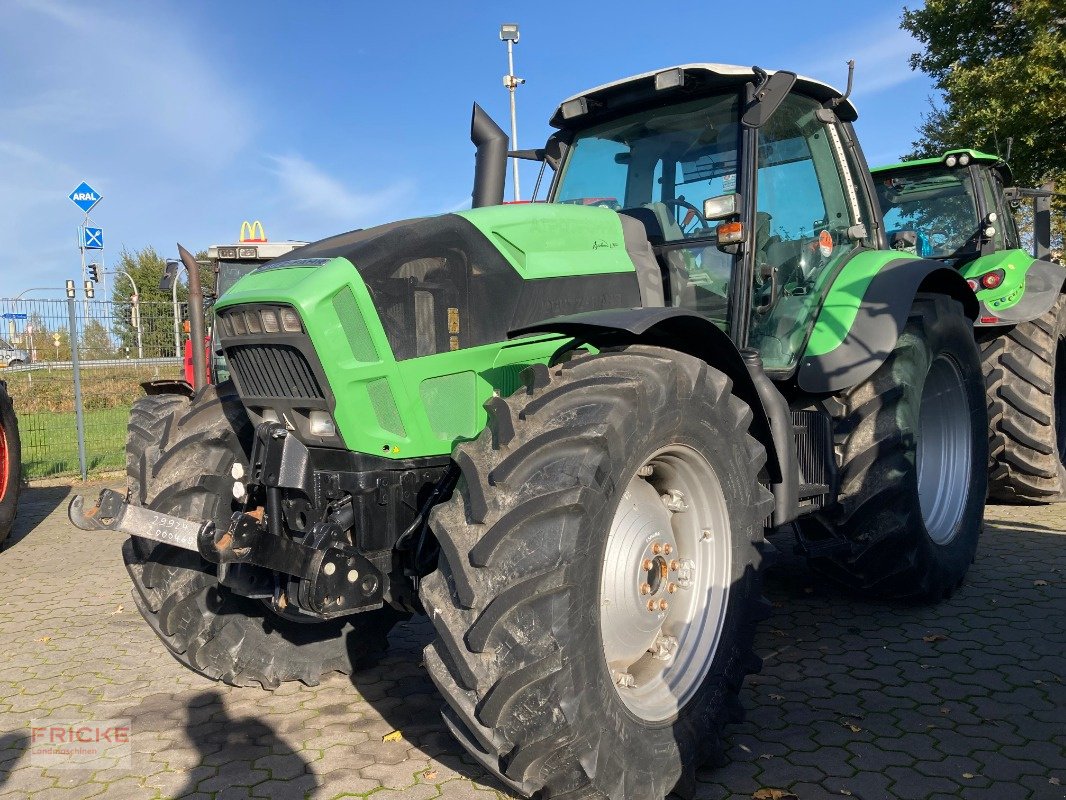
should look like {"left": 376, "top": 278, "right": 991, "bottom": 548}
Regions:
{"left": 958, "top": 248, "right": 1036, "bottom": 313}
{"left": 419, "top": 372, "right": 478, "bottom": 440}
{"left": 332, "top": 288, "right": 379, "bottom": 362}
{"left": 216, "top": 256, "right": 566, "bottom": 459}
{"left": 455, "top": 203, "right": 636, "bottom": 278}
{"left": 871, "top": 149, "right": 1001, "bottom": 173}
{"left": 804, "top": 250, "right": 922, "bottom": 358}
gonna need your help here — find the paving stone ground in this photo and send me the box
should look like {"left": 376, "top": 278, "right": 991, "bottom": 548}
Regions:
{"left": 0, "top": 480, "right": 1063, "bottom": 800}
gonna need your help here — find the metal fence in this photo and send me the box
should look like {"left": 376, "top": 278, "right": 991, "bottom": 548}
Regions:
{"left": 1, "top": 297, "right": 184, "bottom": 480}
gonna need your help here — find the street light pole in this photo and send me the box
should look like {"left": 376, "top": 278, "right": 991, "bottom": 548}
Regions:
{"left": 500, "top": 23, "right": 524, "bottom": 202}
{"left": 112, "top": 269, "right": 143, "bottom": 359}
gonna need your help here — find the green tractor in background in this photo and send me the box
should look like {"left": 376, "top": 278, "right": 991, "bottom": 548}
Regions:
{"left": 72, "top": 64, "right": 989, "bottom": 799}
{"left": 872, "top": 150, "right": 1065, "bottom": 502}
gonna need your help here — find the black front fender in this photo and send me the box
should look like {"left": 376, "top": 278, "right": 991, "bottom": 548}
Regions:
{"left": 511, "top": 307, "right": 783, "bottom": 485}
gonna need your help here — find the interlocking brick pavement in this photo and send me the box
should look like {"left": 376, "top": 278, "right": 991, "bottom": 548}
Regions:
{"left": 0, "top": 481, "right": 1063, "bottom": 799}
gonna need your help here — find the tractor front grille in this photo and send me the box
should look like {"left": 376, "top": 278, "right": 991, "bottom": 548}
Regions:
{"left": 226, "top": 343, "right": 325, "bottom": 402}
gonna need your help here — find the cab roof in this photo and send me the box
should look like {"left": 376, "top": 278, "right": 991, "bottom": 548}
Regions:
{"left": 549, "top": 63, "right": 857, "bottom": 129}
{"left": 872, "top": 149, "right": 1012, "bottom": 185}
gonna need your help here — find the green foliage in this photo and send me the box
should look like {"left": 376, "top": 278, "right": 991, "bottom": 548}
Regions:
{"left": 901, "top": 0, "right": 1065, "bottom": 254}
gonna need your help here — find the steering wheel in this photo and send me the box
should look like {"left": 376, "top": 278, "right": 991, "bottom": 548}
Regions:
{"left": 662, "top": 198, "right": 710, "bottom": 236}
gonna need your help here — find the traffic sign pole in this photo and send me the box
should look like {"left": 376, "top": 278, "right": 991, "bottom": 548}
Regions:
{"left": 66, "top": 295, "right": 88, "bottom": 482}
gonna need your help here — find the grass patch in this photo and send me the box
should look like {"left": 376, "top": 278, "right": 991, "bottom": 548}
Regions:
{"left": 18, "top": 406, "right": 132, "bottom": 479}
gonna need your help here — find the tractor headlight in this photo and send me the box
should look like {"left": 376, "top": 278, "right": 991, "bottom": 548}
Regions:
{"left": 280, "top": 308, "right": 303, "bottom": 332}
{"left": 309, "top": 410, "right": 336, "bottom": 437}
{"left": 229, "top": 311, "right": 246, "bottom": 335}
{"left": 944, "top": 154, "right": 958, "bottom": 167}
{"left": 260, "top": 309, "right": 280, "bottom": 333}
{"left": 958, "top": 152, "right": 971, "bottom": 166}
{"left": 244, "top": 310, "right": 262, "bottom": 334}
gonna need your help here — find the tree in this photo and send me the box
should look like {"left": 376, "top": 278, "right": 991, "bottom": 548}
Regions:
{"left": 110, "top": 246, "right": 189, "bottom": 358}
{"left": 901, "top": 0, "right": 1065, "bottom": 254}
{"left": 80, "top": 319, "right": 114, "bottom": 359}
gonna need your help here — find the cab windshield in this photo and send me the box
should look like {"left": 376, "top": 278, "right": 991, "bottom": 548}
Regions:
{"left": 216, "top": 260, "right": 263, "bottom": 297}
{"left": 553, "top": 94, "right": 741, "bottom": 242}
{"left": 874, "top": 166, "right": 980, "bottom": 258}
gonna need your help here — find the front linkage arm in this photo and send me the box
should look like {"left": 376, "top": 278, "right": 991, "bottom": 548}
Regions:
{"left": 68, "top": 488, "right": 383, "bottom": 616}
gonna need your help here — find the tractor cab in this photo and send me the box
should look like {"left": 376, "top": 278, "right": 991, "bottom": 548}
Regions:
{"left": 208, "top": 221, "right": 308, "bottom": 299}
{"left": 541, "top": 64, "right": 881, "bottom": 372}
{"left": 871, "top": 150, "right": 1021, "bottom": 263}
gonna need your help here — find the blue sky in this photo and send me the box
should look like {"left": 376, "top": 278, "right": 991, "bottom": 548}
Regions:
{"left": 0, "top": 0, "right": 936, "bottom": 298}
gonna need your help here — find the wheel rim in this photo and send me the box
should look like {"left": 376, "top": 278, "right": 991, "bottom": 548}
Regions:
{"left": 1055, "top": 335, "right": 1065, "bottom": 467}
{"left": 599, "top": 444, "right": 732, "bottom": 722}
{"left": 916, "top": 355, "right": 971, "bottom": 544}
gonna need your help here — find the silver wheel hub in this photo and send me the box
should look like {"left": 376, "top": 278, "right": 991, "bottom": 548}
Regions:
{"left": 917, "top": 354, "right": 972, "bottom": 544}
{"left": 599, "top": 445, "right": 732, "bottom": 722}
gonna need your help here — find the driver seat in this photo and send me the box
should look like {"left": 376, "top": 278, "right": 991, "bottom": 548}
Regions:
{"left": 618, "top": 203, "right": 691, "bottom": 307}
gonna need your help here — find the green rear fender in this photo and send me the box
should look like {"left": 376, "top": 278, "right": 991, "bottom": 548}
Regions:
{"left": 959, "top": 250, "right": 1065, "bottom": 325}
{"left": 797, "top": 251, "right": 977, "bottom": 394}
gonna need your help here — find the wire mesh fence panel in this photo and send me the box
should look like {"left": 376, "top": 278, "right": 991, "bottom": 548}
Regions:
{"left": 0, "top": 297, "right": 184, "bottom": 479}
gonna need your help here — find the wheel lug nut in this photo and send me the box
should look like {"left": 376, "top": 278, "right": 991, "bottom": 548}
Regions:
{"left": 663, "top": 544, "right": 673, "bottom": 555}
{"left": 651, "top": 543, "right": 663, "bottom": 555}
{"left": 642, "top": 558, "right": 653, "bottom": 571}
{"left": 637, "top": 464, "right": 654, "bottom": 477}
{"left": 639, "top": 582, "right": 652, "bottom": 595}
{"left": 667, "top": 583, "right": 677, "bottom": 594}
{"left": 669, "top": 560, "right": 679, "bottom": 572}
{"left": 647, "top": 599, "right": 658, "bottom": 612}
{"left": 658, "top": 599, "right": 669, "bottom": 611}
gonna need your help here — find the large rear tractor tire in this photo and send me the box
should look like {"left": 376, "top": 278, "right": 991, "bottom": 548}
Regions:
{"left": 805, "top": 295, "right": 988, "bottom": 600}
{"left": 0, "top": 382, "right": 22, "bottom": 548}
{"left": 123, "top": 382, "right": 403, "bottom": 688}
{"left": 421, "top": 347, "right": 773, "bottom": 799}
{"left": 982, "top": 295, "right": 1066, "bottom": 503}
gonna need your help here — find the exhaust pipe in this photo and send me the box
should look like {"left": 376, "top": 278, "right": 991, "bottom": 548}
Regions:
{"left": 470, "top": 103, "right": 507, "bottom": 208}
{"left": 177, "top": 243, "right": 207, "bottom": 391}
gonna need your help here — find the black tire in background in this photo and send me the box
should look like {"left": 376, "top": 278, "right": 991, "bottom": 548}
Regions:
{"left": 0, "top": 381, "right": 22, "bottom": 547}
{"left": 422, "top": 347, "right": 773, "bottom": 800}
{"left": 804, "top": 295, "right": 988, "bottom": 601}
{"left": 124, "top": 382, "right": 404, "bottom": 688}
{"left": 981, "top": 294, "right": 1066, "bottom": 503}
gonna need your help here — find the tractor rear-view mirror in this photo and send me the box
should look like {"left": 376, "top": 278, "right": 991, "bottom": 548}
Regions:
{"left": 742, "top": 70, "right": 797, "bottom": 128}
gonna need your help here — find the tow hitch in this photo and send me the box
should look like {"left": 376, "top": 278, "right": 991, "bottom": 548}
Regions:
{"left": 68, "top": 488, "right": 384, "bottom": 616}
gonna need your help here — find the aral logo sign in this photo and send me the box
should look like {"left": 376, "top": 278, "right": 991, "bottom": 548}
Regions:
{"left": 68, "top": 181, "right": 102, "bottom": 214}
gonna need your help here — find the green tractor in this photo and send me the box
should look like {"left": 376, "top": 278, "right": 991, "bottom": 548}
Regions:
{"left": 71, "top": 64, "right": 989, "bottom": 799}
{"left": 872, "top": 150, "right": 1065, "bottom": 502}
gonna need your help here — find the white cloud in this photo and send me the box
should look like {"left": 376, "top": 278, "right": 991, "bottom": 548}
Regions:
{"left": 268, "top": 154, "right": 414, "bottom": 226}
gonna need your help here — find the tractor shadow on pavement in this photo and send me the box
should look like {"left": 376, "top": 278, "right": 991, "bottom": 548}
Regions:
{"left": 1, "top": 484, "right": 71, "bottom": 552}
{"left": 348, "top": 619, "right": 521, "bottom": 797}
{"left": 0, "top": 731, "right": 30, "bottom": 791}
{"left": 172, "top": 689, "right": 318, "bottom": 798}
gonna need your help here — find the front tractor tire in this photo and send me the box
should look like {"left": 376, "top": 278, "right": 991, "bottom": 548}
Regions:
{"left": 806, "top": 295, "right": 988, "bottom": 600}
{"left": 123, "top": 383, "right": 403, "bottom": 688}
{"left": 982, "top": 295, "right": 1066, "bottom": 503}
{"left": 421, "top": 347, "right": 773, "bottom": 800}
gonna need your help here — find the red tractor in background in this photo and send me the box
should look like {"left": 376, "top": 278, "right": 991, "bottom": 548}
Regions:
{"left": 160, "top": 221, "right": 308, "bottom": 390}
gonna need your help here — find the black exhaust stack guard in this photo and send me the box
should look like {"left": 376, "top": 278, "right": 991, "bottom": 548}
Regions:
{"left": 470, "top": 102, "right": 508, "bottom": 208}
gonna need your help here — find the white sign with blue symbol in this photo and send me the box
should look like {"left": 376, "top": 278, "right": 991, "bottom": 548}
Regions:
{"left": 81, "top": 226, "right": 104, "bottom": 249}
{"left": 68, "top": 181, "right": 102, "bottom": 214}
